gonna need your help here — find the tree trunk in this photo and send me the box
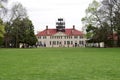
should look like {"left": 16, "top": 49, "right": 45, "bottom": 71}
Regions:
{"left": 117, "top": 35, "right": 120, "bottom": 47}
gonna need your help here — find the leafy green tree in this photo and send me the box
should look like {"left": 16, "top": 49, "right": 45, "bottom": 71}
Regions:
{"left": 10, "top": 17, "right": 37, "bottom": 48}
{"left": 113, "top": 12, "right": 120, "bottom": 47}
{"left": 81, "top": 0, "right": 106, "bottom": 45}
{"left": 23, "top": 18, "right": 37, "bottom": 46}
{"left": 85, "top": 24, "right": 96, "bottom": 39}
{"left": 82, "top": 0, "right": 119, "bottom": 47}
{"left": 4, "top": 22, "right": 12, "bottom": 47}
{"left": 111, "top": 0, "right": 120, "bottom": 47}
{"left": 0, "top": 0, "right": 7, "bottom": 46}
{"left": 0, "top": 19, "right": 5, "bottom": 45}
{"left": 3, "top": 2, "right": 37, "bottom": 48}
{"left": 11, "top": 18, "right": 22, "bottom": 47}
{"left": 19, "top": 18, "right": 37, "bottom": 47}
{"left": 7, "top": 3, "right": 27, "bottom": 48}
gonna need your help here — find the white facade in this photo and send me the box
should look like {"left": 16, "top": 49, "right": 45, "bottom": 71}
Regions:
{"left": 37, "top": 32, "right": 86, "bottom": 47}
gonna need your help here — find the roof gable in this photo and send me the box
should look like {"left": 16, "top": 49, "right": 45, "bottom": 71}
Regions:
{"left": 54, "top": 32, "right": 67, "bottom": 36}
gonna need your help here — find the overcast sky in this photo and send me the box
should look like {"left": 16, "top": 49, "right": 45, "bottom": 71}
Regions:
{"left": 8, "top": 0, "right": 100, "bottom": 33}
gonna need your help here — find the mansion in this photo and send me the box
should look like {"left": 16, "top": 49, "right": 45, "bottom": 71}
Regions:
{"left": 36, "top": 18, "right": 86, "bottom": 47}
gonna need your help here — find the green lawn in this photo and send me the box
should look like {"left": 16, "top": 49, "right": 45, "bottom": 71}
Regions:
{"left": 0, "top": 48, "right": 120, "bottom": 80}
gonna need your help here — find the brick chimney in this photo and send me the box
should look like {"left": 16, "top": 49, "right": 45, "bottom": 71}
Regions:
{"left": 46, "top": 25, "right": 48, "bottom": 30}
{"left": 73, "top": 25, "right": 75, "bottom": 30}
{"left": 71, "top": 25, "right": 75, "bottom": 34}
{"left": 46, "top": 25, "right": 49, "bottom": 34}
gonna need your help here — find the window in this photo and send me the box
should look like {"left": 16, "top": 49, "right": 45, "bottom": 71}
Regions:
{"left": 50, "top": 41, "right": 51, "bottom": 45}
{"left": 57, "top": 41, "right": 59, "bottom": 45}
{"left": 79, "top": 41, "right": 81, "bottom": 44}
{"left": 59, "top": 42, "right": 61, "bottom": 44}
{"left": 64, "top": 41, "right": 66, "bottom": 45}
{"left": 53, "top": 41, "right": 56, "bottom": 45}
{"left": 43, "top": 36, "right": 46, "bottom": 39}
{"left": 67, "top": 36, "right": 69, "bottom": 39}
{"left": 64, "top": 36, "right": 66, "bottom": 39}
{"left": 80, "top": 41, "right": 84, "bottom": 45}
{"left": 38, "top": 36, "right": 41, "bottom": 39}
{"left": 80, "top": 36, "right": 83, "bottom": 39}
{"left": 54, "top": 36, "right": 56, "bottom": 39}
{"left": 74, "top": 36, "right": 78, "bottom": 39}
{"left": 67, "top": 41, "right": 70, "bottom": 45}
{"left": 37, "top": 41, "right": 42, "bottom": 45}
{"left": 82, "top": 41, "right": 84, "bottom": 45}
{"left": 79, "top": 36, "right": 81, "bottom": 39}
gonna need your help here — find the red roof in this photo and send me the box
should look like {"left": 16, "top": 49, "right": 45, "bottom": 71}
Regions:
{"left": 36, "top": 28, "right": 84, "bottom": 36}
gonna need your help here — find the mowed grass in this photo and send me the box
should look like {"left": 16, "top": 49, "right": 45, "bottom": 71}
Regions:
{"left": 0, "top": 48, "right": 120, "bottom": 80}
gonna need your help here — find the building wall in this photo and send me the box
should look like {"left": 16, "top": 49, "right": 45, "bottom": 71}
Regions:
{"left": 37, "top": 35, "right": 86, "bottom": 47}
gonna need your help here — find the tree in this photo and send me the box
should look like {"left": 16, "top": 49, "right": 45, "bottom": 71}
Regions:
{"left": 81, "top": 0, "right": 119, "bottom": 47}
{"left": 3, "top": 2, "right": 37, "bottom": 48}
{"left": 4, "top": 22, "right": 12, "bottom": 47}
{"left": 7, "top": 3, "right": 27, "bottom": 48}
{"left": 100, "top": 0, "right": 120, "bottom": 47}
{"left": 18, "top": 18, "right": 37, "bottom": 47}
{"left": 85, "top": 24, "right": 96, "bottom": 39}
{"left": 82, "top": 0, "right": 101, "bottom": 27}
{"left": 10, "top": 2, "right": 27, "bottom": 21}
{"left": 100, "top": 0, "right": 116, "bottom": 46}
{"left": 0, "top": 19, "right": 5, "bottom": 45}
{"left": 23, "top": 18, "right": 37, "bottom": 47}
{"left": 11, "top": 18, "right": 22, "bottom": 48}
{"left": 113, "top": 12, "right": 120, "bottom": 47}
{"left": 111, "top": 0, "right": 120, "bottom": 47}
{"left": 0, "top": 0, "right": 7, "bottom": 46}
{"left": 81, "top": 0, "right": 107, "bottom": 46}
{"left": 0, "top": 0, "right": 8, "bottom": 19}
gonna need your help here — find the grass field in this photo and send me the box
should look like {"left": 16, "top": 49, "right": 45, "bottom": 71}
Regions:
{"left": 0, "top": 48, "right": 120, "bottom": 80}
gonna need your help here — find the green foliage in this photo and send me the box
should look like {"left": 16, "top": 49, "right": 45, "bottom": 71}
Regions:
{"left": 0, "top": 19, "right": 5, "bottom": 38}
{"left": 0, "top": 19, "right": 5, "bottom": 45}
{"left": 21, "top": 18, "right": 37, "bottom": 46}
{"left": 113, "top": 8, "right": 120, "bottom": 46}
{"left": 0, "top": 0, "right": 8, "bottom": 46}
{"left": 82, "top": 0, "right": 100, "bottom": 27}
{"left": 3, "top": 2, "right": 37, "bottom": 48}
{"left": 85, "top": 24, "right": 96, "bottom": 39}
{"left": 86, "top": 0, "right": 100, "bottom": 14}
{"left": 10, "top": 18, "right": 37, "bottom": 47}
{"left": 0, "top": 48, "right": 120, "bottom": 80}
{"left": 0, "top": 24, "right": 5, "bottom": 38}
{"left": 86, "top": 24, "right": 96, "bottom": 32}
{"left": 85, "top": 32, "right": 93, "bottom": 39}
{"left": 81, "top": 0, "right": 102, "bottom": 43}
{"left": 81, "top": 0, "right": 120, "bottom": 47}
{"left": 0, "top": 37, "right": 3, "bottom": 45}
